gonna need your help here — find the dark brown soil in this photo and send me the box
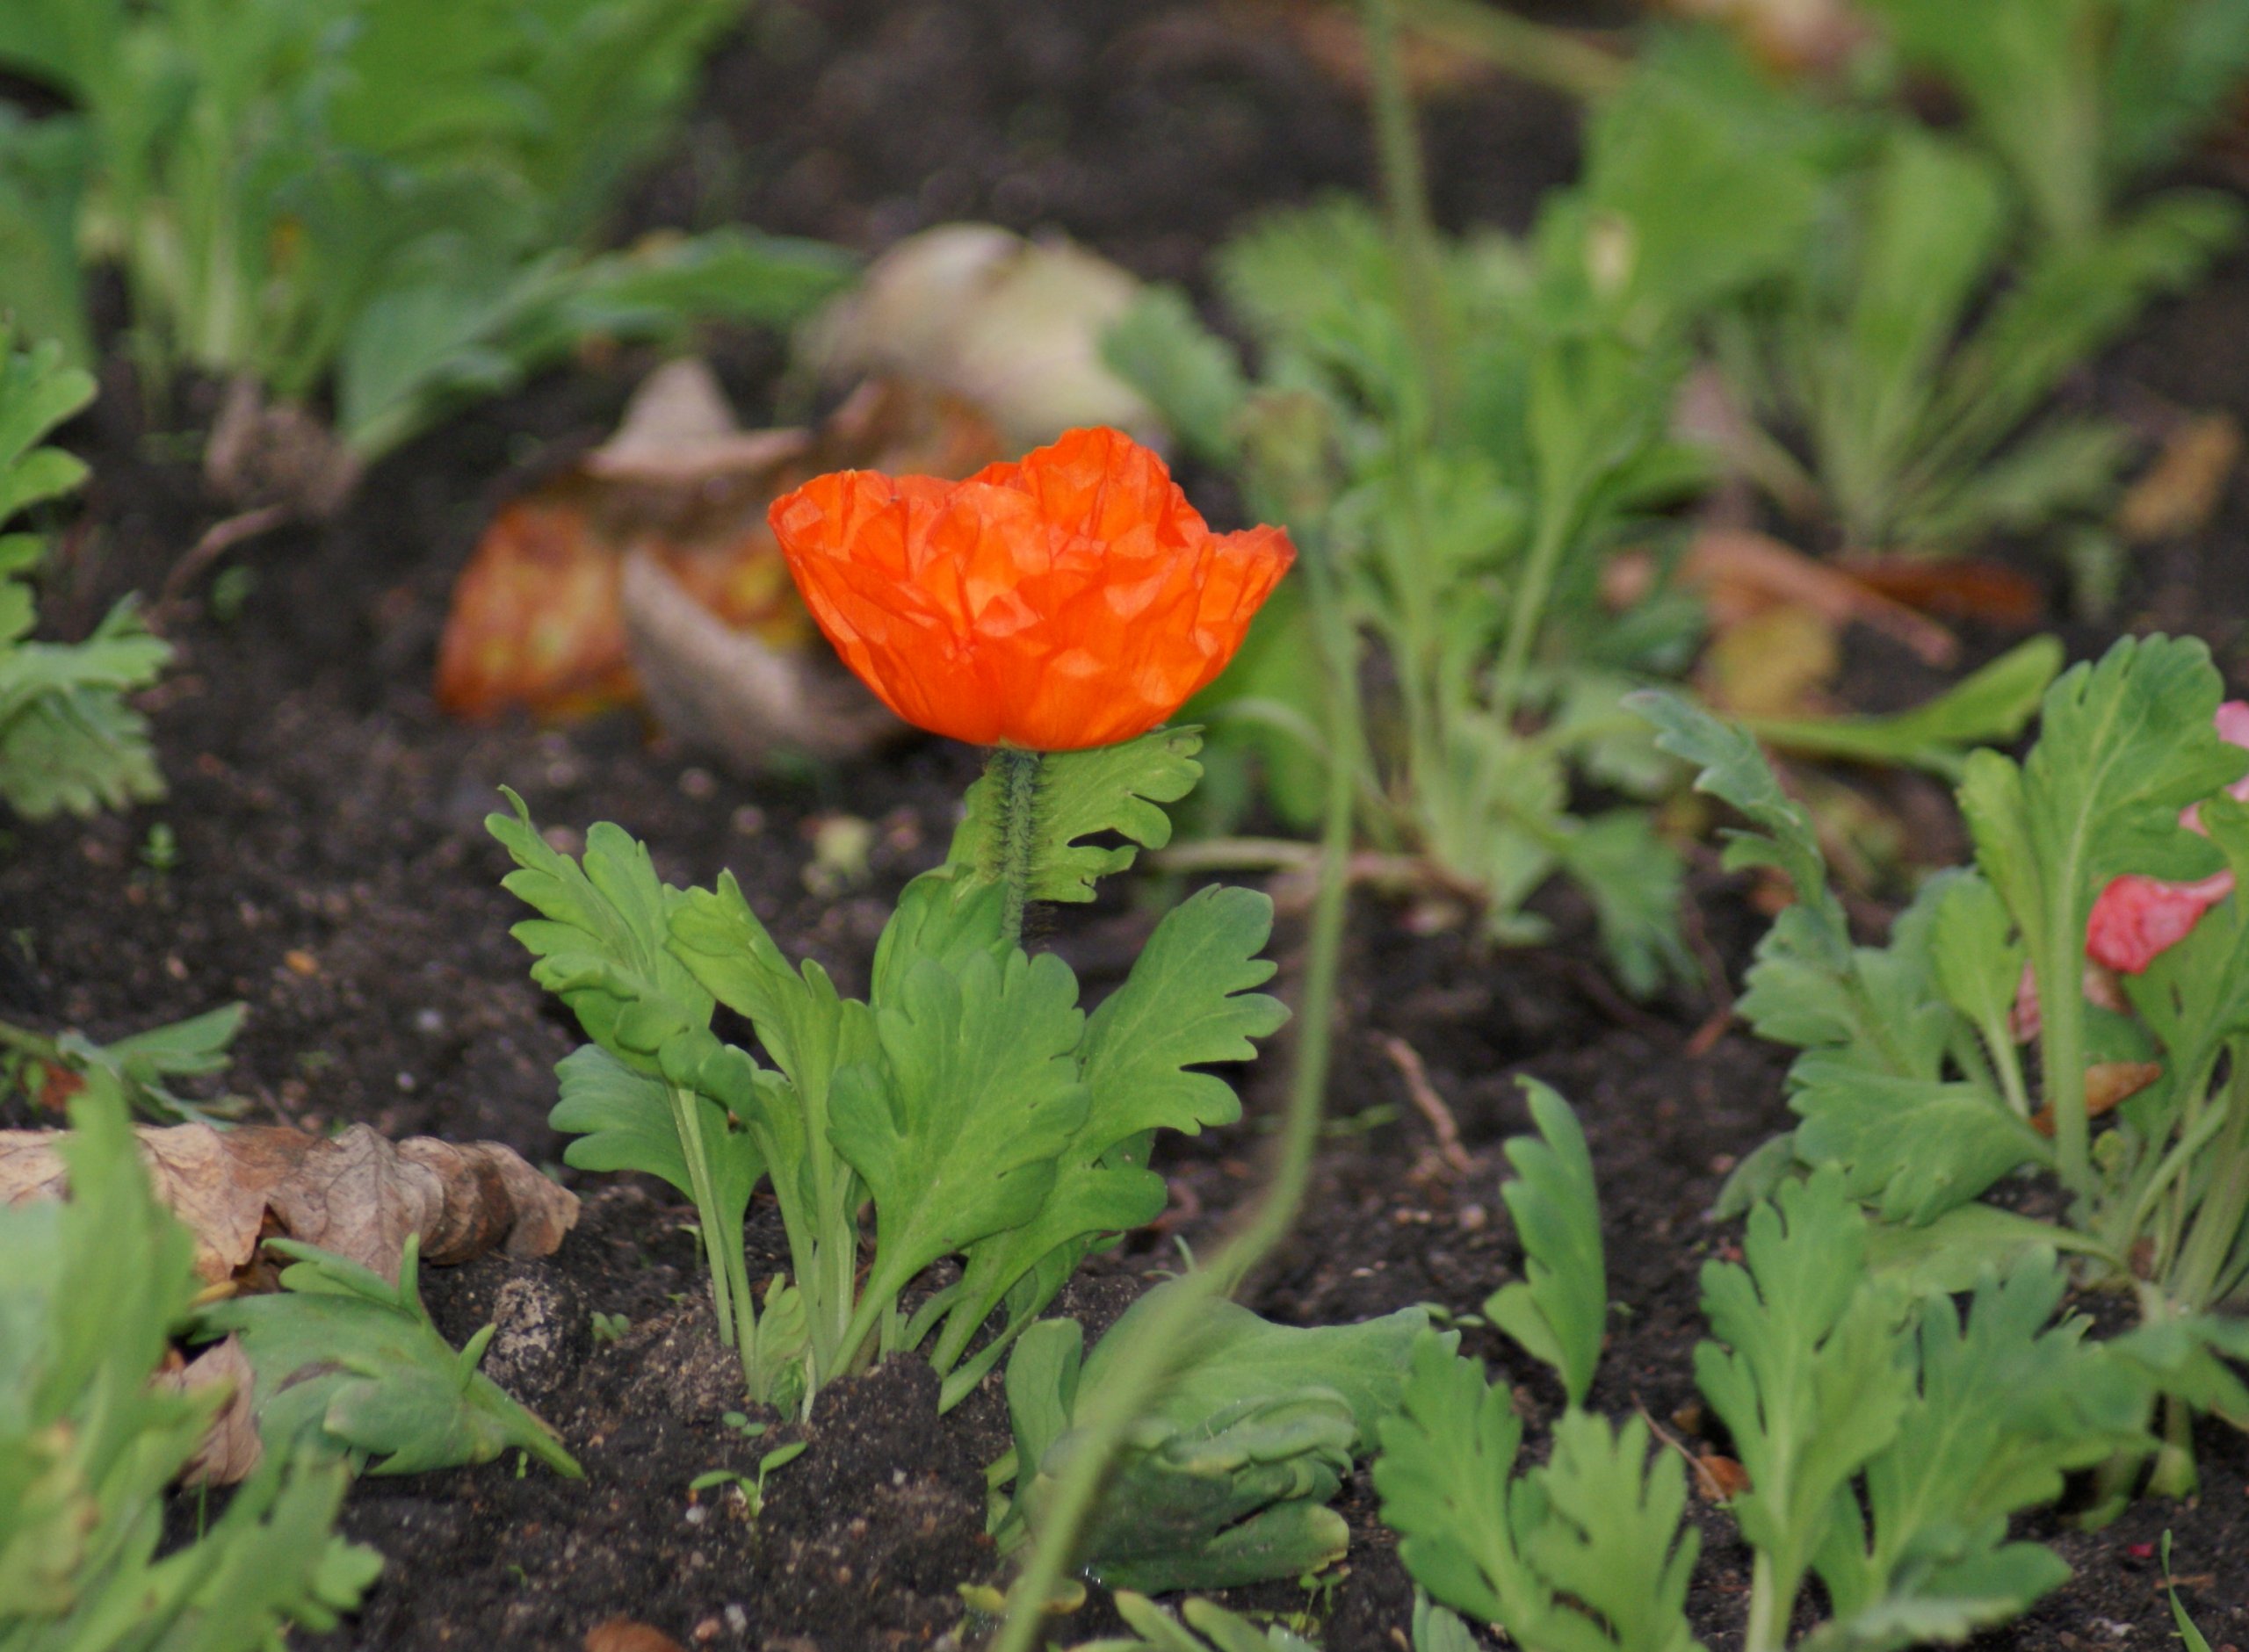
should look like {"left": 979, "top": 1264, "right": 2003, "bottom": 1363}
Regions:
{"left": 8, "top": 2, "right": 2249, "bottom": 1649}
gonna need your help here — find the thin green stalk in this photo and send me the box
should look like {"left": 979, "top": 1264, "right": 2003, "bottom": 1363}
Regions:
{"left": 1395, "top": 0, "right": 1630, "bottom": 102}
{"left": 991, "top": 747, "right": 1044, "bottom": 948}
{"left": 2169, "top": 1052, "right": 2249, "bottom": 1315}
{"left": 991, "top": 537, "right": 1359, "bottom": 1652}
{"left": 1490, "top": 501, "right": 1572, "bottom": 732}
{"left": 1742, "top": 1551, "right": 1789, "bottom": 1652}
{"left": 1362, "top": 0, "right": 1454, "bottom": 439}
{"left": 0, "top": 1014, "right": 62, "bottom": 1066}
{"left": 2038, "top": 920, "right": 2094, "bottom": 1201}
{"left": 668, "top": 1083, "right": 757, "bottom": 1366}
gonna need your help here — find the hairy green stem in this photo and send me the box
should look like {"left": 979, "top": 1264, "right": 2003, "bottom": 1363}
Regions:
{"left": 990, "top": 538, "right": 1357, "bottom": 1652}
{"left": 991, "top": 747, "right": 1044, "bottom": 949}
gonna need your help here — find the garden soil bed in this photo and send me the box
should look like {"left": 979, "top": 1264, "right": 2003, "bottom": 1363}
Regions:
{"left": 10, "top": 1, "right": 2249, "bottom": 1647}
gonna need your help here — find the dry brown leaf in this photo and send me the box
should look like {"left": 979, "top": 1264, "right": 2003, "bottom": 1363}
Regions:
{"left": 1833, "top": 554, "right": 2045, "bottom": 628}
{"left": 435, "top": 364, "right": 999, "bottom": 745}
{"left": 2031, "top": 1062, "right": 2164, "bottom": 1137}
{"left": 1683, "top": 527, "right": 1958, "bottom": 667}
{"left": 585, "top": 1621, "right": 688, "bottom": 1652}
{"left": 0, "top": 1122, "right": 577, "bottom": 1285}
{"left": 163, "top": 1336, "right": 264, "bottom": 1487}
{"left": 1268, "top": 0, "right": 1501, "bottom": 96}
{"left": 1693, "top": 1452, "right": 1753, "bottom": 1503}
{"left": 2116, "top": 412, "right": 2242, "bottom": 544}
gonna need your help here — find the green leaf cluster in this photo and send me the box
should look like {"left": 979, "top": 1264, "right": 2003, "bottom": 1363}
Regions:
{"left": 1377, "top": 1145, "right": 2156, "bottom": 1652}
{"left": 1638, "top": 637, "right": 2249, "bottom": 1492}
{"left": 0, "top": 327, "right": 166, "bottom": 823}
{"left": 0, "top": 0, "right": 850, "bottom": 467}
{"left": 0, "top": 1086, "right": 380, "bottom": 1650}
{"left": 193, "top": 1235, "right": 582, "bottom": 1480}
{"left": 996, "top": 1283, "right": 1429, "bottom": 1595}
{"left": 492, "top": 754, "right": 1285, "bottom": 1414}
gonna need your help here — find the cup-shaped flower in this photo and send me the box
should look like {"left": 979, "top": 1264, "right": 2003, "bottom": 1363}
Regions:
{"left": 767, "top": 426, "right": 1293, "bottom": 751}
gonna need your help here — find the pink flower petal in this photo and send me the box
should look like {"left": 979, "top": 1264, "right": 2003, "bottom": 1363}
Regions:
{"left": 2086, "top": 871, "right": 2235, "bottom": 975}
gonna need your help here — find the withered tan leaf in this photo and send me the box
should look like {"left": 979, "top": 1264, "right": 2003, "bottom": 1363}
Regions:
{"left": 163, "top": 1335, "right": 264, "bottom": 1487}
{"left": 0, "top": 1122, "right": 577, "bottom": 1284}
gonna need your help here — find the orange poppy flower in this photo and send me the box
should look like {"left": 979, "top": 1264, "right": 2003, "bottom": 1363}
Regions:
{"left": 767, "top": 426, "right": 1294, "bottom": 751}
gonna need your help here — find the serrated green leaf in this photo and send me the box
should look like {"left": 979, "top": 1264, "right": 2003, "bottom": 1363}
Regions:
{"left": 1522, "top": 1410, "right": 1702, "bottom": 1652}
{"left": 1696, "top": 1170, "right": 1913, "bottom": 1637}
{"left": 949, "top": 728, "right": 1205, "bottom": 905}
{"left": 1630, "top": 689, "right": 1847, "bottom": 957}
{"left": 1484, "top": 1079, "right": 1606, "bottom": 1407}
{"left": 1079, "top": 1591, "right": 1323, "bottom": 1652}
{"left": 1376, "top": 1333, "right": 1704, "bottom": 1651}
{"left": 488, "top": 790, "right": 714, "bottom": 1072}
{"left": 934, "top": 886, "right": 1286, "bottom": 1378}
{"left": 1790, "top": 1056, "right": 2048, "bottom": 1223}
{"left": 1807, "top": 1253, "right": 2146, "bottom": 1649}
{"left": 1374, "top": 1334, "right": 1539, "bottom": 1627}
{"left": 836, "top": 946, "right": 1088, "bottom": 1317}
{"left": 1, "top": 1083, "right": 380, "bottom": 1643}
{"left": 196, "top": 1235, "right": 581, "bottom": 1480}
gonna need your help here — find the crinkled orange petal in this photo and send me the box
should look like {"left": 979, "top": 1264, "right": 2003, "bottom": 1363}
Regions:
{"left": 769, "top": 427, "right": 1294, "bottom": 750}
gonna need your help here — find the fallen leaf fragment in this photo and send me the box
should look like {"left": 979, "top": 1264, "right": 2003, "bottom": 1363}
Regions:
{"left": 2116, "top": 412, "right": 2241, "bottom": 543}
{"left": 1833, "top": 555, "right": 2044, "bottom": 628}
{"left": 2031, "top": 1062, "right": 2164, "bottom": 1137}
{"left": 163, "top": 1335, "right": 264, "bottom": 1487}
{"left": 585, "top": 1620, "right": 688, "bottom": 1652}
{"left": 1693, "top": 1452, "right": 1752, "bottom": 1503}
{"left": 1683, "top": 528, "right": 1957, "bottom": 667}
{"left": 436, "top": 362, "right": 999, "bottom": 756}
{"left": 0, "top": 1121, "right": 577, "bottom": 1285}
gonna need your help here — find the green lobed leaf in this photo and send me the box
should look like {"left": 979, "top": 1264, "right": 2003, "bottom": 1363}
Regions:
{"left": 1807, "top": 1252, "right": 2148, "bottom": 1648}
{"left": 835, "top": 945, "right": 1088, "bottom": 1316}
{"left": 1790, "top": 1056, "right": 2048, "bottom": 1224}
{"left": 488, "top": 790, "right": 714, "bottom": 1073}
{"left": 1522, "top": 1410, "right": 1702, "bottom": 1652}
{"left": 1695, "top": 1170, "right": 1913, "bottom": 1635}
{"left": 934, "top": 886, "right": 1286, "bottom": 1376}
{"left": 1484, "top": 1079, "right": 1607, "bottom": 1407}
{"left": 196, "top": 1235, "right": 582, "bottom": 1480}
{"left": 1375, "top": 1333, "right": 1704, "bottom": 1650}
{"left": 948, "top": 727, "right": 1205, "bottom": 905}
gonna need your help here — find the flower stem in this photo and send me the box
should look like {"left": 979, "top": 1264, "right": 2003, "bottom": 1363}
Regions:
{"left": 990, "top": 747, "right": 1044, "bottom": 949}
{"left": 990, "top": 527, "right": 1356, "bottom": 1652}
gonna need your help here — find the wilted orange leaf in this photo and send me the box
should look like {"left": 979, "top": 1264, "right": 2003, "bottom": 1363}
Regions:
{"left": 1833, "top": 555, "right": 2044, "bottom": 628}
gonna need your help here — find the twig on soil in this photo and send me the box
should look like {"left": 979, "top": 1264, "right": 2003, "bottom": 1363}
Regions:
{"left": 1378, "top": 1033, "right": 1476, "bottom": 1178}
{"left": 1638, "top": 1403, "right": 1742, "bottom": 1504}
{"left": 159, "top": 503, "right": 292, "bottom": 615}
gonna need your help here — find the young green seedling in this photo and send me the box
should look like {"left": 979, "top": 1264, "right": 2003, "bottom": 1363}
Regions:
{"left": 2, "top": 1085, "right": 381, "bottom": 1645}
{"left": 195, "top": 1234, "right": 582, "bottom": 1479}
{"left": 1638, "top": 635, "right": 2249, "bottom": 1490}
{"left": 993, "top": 1283, "right": 1430, "bottom": 1595}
